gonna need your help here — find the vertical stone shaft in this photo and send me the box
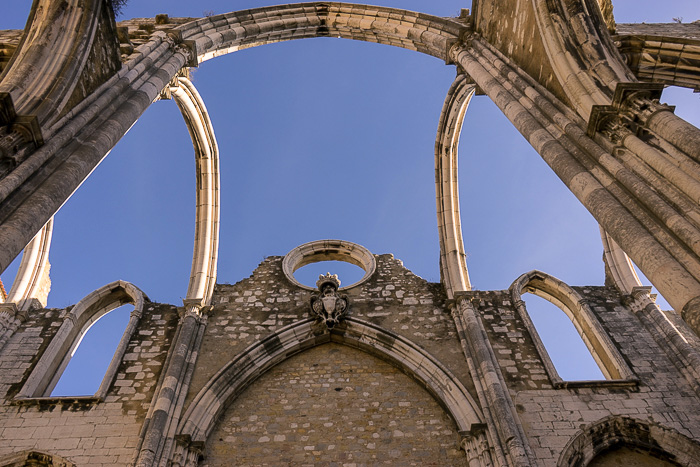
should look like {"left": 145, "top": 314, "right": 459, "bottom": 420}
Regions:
{"left": 627, "top": 289, "right": 700, "bottom": 398}
{"left": 136, "top": 309, "right": 204, "bottom": 466}
{"left": 453, "top": 297, "right": 536, "bottom": 467}
{"left": 648, "top": 111, "right": 700, "bottom": 163}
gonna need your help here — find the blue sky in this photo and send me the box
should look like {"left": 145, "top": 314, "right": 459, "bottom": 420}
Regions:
{"left": 1, "top": 1, "right": 699, "bottom": 391}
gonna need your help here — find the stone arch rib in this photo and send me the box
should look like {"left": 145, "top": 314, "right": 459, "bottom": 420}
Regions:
{"left": 170, "top": 77, "right": 220, "bottom": 309}
{"left": 558, "top": 415, "right": 700, "bottom": 466}
{"left": 177, "top": 317, "right": 483, "bottom": 444}
{"left": 601, "top": 226, "right": 643, "bottom": 295}
{"left": 4, "top": 217, "right": 53, "bottom": 309}
{"left": 435, "top": 73, "right": 474, "bottom": 298}
{"left": 179, "top": 3, "right": 465, "bottom": 65}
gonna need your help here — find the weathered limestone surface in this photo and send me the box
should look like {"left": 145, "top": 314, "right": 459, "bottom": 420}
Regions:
{"left": 473, "top": 286, "right": 700, "bottom": 464}
{"left": 0, "top": 302, "right": 178, "bottom": 465}
{"left": 203, "top": 343, "right": 466, "bottom": 466}
{"left": 2, "top": 1, "right": 700, "bottom": 465}
{"left": 472, "top": 0, "right": 569, "bottom": 105}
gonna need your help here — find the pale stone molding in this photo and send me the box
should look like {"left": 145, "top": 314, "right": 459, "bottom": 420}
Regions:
{"left": 4, "top": 217, "right": 53, "bottom": 310}
{"left": 16, "top": 280, "right": 147, "bottom": 399}
{"left": 600, "top": 226, "right": 642, "bottom": 295}
{"left": 460, "top": 424, "right": 495, "bottom": 467}
{"left": 169, "top": 76, "right": 220, "bottom": 310}
{"left": 435, "top": 73, "right": 474, "bottom": 299}
{"left": 176, "top": 318, "right": 485, "bottom": 456}
{"left": 282, "top": 239, "right": 376, "bottom": 291}
{"left": 558, "top": 415, "right": 700, "bottom": 466}
{"left": 510, "top": 270, "right": 636, "bottom": 384}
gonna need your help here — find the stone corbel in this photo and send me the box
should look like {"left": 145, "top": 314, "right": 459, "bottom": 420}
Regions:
{"left": 182, "top": 298, "right": 207, "bottom": 318}
{"left": 158, "top": 68, "right": 190, "bottom": 101}
{"left": 0, "top": 92, "right": 44, "bottom": 161}
{"left": 587, "top": 82, "right": 672, "bottom": 138}
{"left": 172, "top": 434, "right": 204, "bottom": 467}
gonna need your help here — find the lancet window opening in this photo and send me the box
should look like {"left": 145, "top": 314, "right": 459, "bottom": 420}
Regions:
{"left": 510, "top": 271, "right": 636, "bottom": 385}
{"left": 16, "top": 281, "right": 146, "bottom": 399}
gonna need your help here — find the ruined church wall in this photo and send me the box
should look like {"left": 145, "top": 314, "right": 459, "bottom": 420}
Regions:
{"left": 471, "top": 287, "right": 700, "bottom": 464}
{"left": 185, "top": 253, "right": 475, "bottom": 411}
{"left": 0, "top": 302, "right": 179, "bottom": 466}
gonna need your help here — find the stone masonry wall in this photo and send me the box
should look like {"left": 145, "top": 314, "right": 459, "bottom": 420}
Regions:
{"left": 0, "top": 302, "right": 179, "bottom": 466}
{"left": 472, "top": 286, "right": 700, "bottom": 465}
{"left": 203, "top": 343, "right": 466, "bottom": 466}
{"left": 186, "top": 253, "right": 475, "bottom": 411}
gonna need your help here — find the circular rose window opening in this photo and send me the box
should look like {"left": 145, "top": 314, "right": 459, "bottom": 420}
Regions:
{"left": 282, "top": 240, "right": 376, "bottom": 291}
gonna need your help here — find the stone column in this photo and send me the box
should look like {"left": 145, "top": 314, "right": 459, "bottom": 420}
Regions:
{"left": 451, "top": 295, "right": 535, "bottom": 467}
{"left": 136, "top": 303, "right": 208, "bottom": 466}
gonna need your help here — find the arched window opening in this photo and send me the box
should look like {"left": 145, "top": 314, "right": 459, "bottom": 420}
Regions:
{"left": 50, "top": 304, "right": 132, "bottom": 397}
{"left": 17, "top": 281, "right": 146, "bottom": 400}
{"left": 510, "top": 271, "right": 635, "bottom": 386}
{"left": 523, "top": 293, "right": 604, "bottom": 381}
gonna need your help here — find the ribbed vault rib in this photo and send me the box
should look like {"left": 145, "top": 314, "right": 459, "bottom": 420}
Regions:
{"left": 435, "top": 73, "right": 474, "bottom": 298}
{"left": 170, "top": 77, "right": 220, "bottom": 309}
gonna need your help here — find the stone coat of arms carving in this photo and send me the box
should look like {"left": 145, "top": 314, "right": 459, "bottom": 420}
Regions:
{"left": 310, "top": 273, "right": 349, "bottom": 329}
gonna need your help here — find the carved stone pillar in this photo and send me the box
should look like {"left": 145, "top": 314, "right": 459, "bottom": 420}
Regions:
{"left": 451, "top": 294, "right": 534, "bottom": 466}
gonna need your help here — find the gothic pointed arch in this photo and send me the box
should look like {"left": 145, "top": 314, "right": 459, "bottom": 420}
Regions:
{"left": 167, "top": 76, "right": 220, "bottom": 310}
{"left": 435, "top": 73, "right": 474, "bottom": 298}
{"left": 177, "top": 317, "right": 484, "bottom": 445}
{"left": 558, "top": 415, "right": 700, "bottom": 466}
{"left": 17, "top": 280, "right": 147, "bottom": 399}
{"left": 509, "top": 270, "right": 635, "bottom": 383}
{"left": 0, "top": 3, "right": 467, "bottom": 274}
